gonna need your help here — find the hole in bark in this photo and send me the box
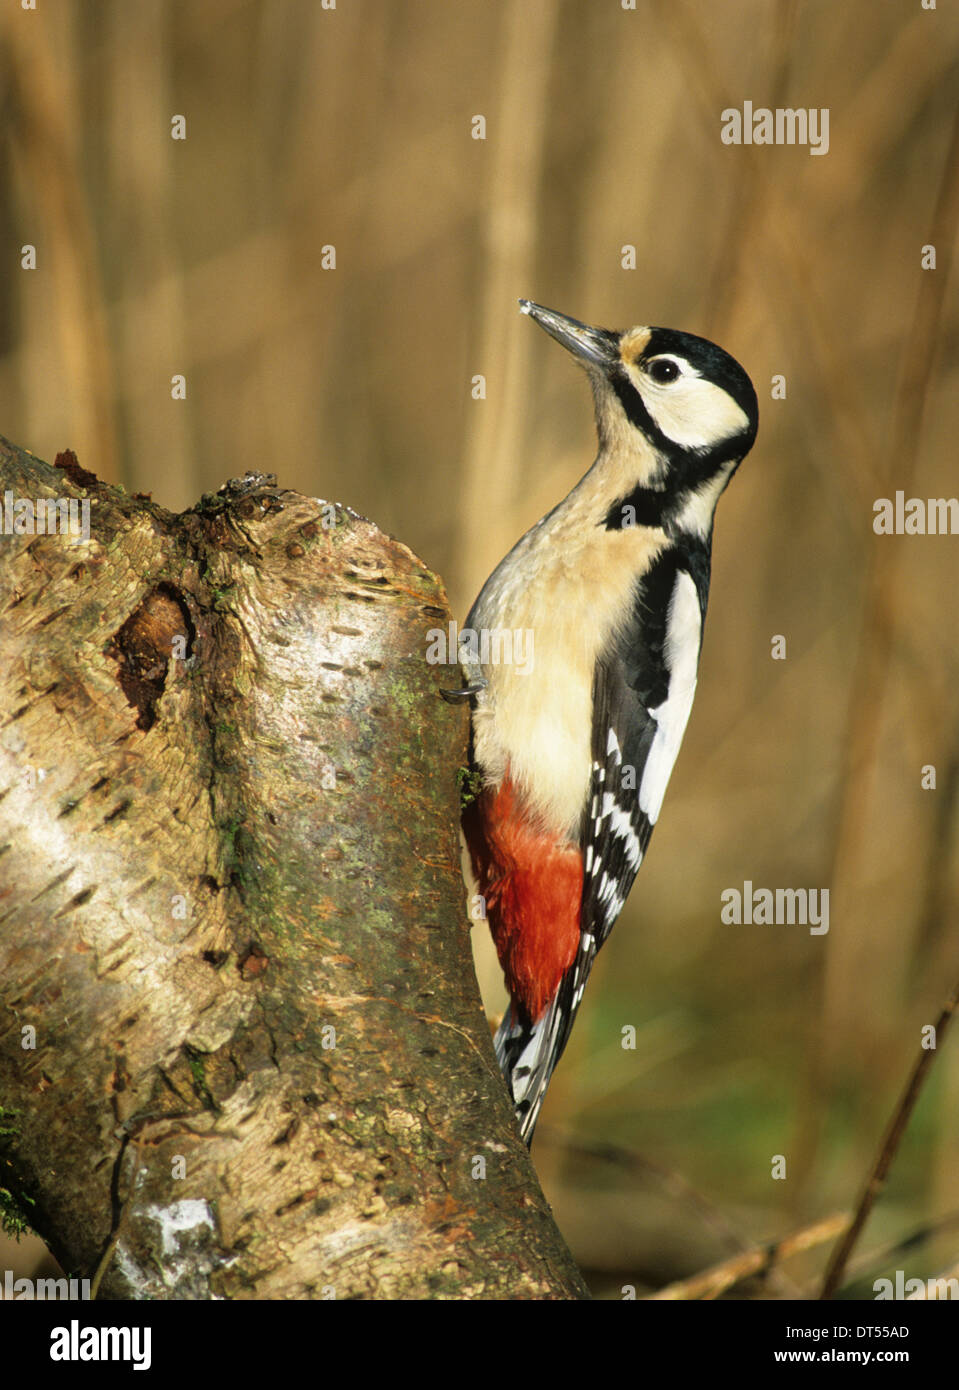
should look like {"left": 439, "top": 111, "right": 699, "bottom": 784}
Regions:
{"left": 108, "top": 584, "right": 194, "bottom": 731}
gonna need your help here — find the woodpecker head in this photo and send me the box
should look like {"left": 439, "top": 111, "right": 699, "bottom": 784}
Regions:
{"left": 519, "top": 300, "right": 758, "bottom": 509}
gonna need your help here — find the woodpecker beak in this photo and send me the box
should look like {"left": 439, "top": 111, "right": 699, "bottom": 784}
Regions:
{"left": 519, "top": 300, "right": 618, "bottom": 369}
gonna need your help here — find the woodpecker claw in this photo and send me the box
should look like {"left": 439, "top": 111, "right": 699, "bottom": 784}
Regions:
{"left": 439, "top": 680, "right": 487, "bottom": 704}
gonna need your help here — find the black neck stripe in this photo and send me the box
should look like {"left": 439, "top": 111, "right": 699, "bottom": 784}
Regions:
{"left": 608, "top": 370, "right": 753, "bottom": 492}
{"left": 604, "top": 485, "right": 677, "bottom": 532}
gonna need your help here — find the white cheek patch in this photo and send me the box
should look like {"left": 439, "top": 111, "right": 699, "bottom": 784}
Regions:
{"left": 638, "top": 570, "right": 701, "bottom": 825}
{"left": 641, "top": 375, "right": 749, "bottom": 451}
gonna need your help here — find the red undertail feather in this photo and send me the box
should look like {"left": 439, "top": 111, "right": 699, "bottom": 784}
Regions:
{"left": 463, "top": 775, "right": 582, "bottom": 1024}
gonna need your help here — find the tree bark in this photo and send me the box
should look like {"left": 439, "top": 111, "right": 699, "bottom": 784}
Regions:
{"left": 0, "top": 436, "right": 587, "bottom": 1300}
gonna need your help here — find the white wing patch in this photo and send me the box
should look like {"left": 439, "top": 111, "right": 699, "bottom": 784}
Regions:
{"left": 638, "top": 570, "right": 701, "bottom": 825}
{"left": 601, "top": 794, "right": 643, "bottom": 871}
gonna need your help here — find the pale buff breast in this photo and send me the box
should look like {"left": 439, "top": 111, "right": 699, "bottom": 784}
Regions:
{"left": 469, "top": 512, "right": 667, "bottom": 841}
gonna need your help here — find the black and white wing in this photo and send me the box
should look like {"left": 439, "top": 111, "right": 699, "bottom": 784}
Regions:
{"left": 496, "top": 550, "right": 707, "bottom": 1144}
{"left": 581, "top": 551, "right": 704, "bottom": 948}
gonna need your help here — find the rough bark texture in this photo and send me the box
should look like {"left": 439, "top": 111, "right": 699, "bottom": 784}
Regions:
{"left": 0, "top": 436, "right": 588, "bottom": 1300}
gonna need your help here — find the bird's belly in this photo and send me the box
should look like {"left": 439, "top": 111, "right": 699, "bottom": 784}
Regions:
{"left": 473, "top": 652, "right": 593, "bottom": 841}
{"left": 468, "top": 520, "right": 667, "bottom": 840}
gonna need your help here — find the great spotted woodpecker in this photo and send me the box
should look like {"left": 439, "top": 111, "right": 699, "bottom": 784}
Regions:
{"left": 459, "top": 301, "right": 759, "bottom": 1145}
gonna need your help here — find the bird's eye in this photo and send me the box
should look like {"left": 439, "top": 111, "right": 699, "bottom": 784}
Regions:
{"left": 646, "top": 358, "right": 681, "bottom": 384}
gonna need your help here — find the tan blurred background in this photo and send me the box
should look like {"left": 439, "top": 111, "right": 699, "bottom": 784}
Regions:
{"left": 1, "top": 0, "right": 958, "bottom": 1298}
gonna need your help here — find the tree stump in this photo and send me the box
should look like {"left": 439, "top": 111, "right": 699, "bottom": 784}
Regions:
{"left": 0, "top": 436, "right": 587, "bottom": 1300}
